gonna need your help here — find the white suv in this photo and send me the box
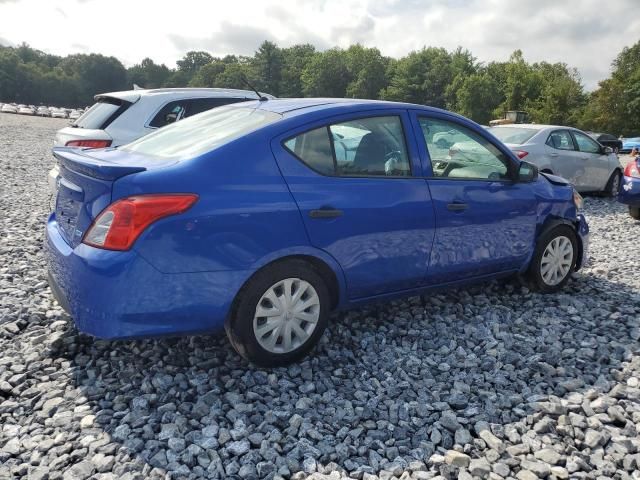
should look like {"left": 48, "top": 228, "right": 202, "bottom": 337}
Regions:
{"left": 49, "top": 87, "right": 274, "bottom": 192}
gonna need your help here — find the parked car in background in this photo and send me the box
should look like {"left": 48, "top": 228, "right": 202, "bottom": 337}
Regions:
{"left": 18, "top": 105, "right": 35, "bottom": 115}
{"left": 46, "top": 99, "right": 589, "bottom": 366}
{"left": 51, "top": 108, "right": 68, "bottom": 119}
{"left": 618, "top": 157, "right": 640, "bottom": 219}
{"left": 68, "top": 109, "right": 82, "bottom": 120}
{"left": 587, "top": 132, "right": 622, "bottom": 154}
{"left": 48, "top": 87, "right": 275, "bottom": 193}
{"left": 621, "top": 137, "right": 640, "bottom": 154}
{"left": 1, "top": 103, "right": 17, "bottom": 114}
{"left": 488, "top": 124, "right": 622, "bottom": 195}
{"left": 37, "top": 106, "right": 51, "bottom": 117}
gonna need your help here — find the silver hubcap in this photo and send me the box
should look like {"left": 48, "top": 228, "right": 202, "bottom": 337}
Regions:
{"left": 253, "top": 278, "right": 320, "bottom": 354}
{"left": 540, "top": 236, "right": 574, "bottom": 286}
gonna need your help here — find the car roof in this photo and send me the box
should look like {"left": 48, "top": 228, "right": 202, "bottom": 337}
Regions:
{"left": 231, "top": 97, "right": 454, "bottom": 117}
{"left": 95, "top": 87, "right": 274, "bottom": 104}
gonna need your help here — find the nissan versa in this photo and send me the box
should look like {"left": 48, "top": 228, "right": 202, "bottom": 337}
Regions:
{"left": 46, "top": 99, "right": 589, "bottom": 366}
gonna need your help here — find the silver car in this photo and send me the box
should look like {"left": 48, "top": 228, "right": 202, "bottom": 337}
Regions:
{"left": 49, "top": 87, "right": 275, "bottom": 193}
{"left": 488, "top": 124, "right": 622, "bottom": 195}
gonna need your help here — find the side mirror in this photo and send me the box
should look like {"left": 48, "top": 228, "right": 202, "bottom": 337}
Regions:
{"left": 603, "top": 146, "right": 613, "bottom": 154}
{"left": 518, "top": 161, "right": 538, "bottom": 182}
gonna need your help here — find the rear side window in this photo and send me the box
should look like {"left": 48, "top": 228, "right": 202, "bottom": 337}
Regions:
{"left": 149, "top": 97, "right": 250, "bottom": 128}
{"left": 284, "top": 127, "right": 334, "bottom": 175}
{"left": 284, "top": 116, "right": 411, "bottom": 177}
{"left": 73, "top": 98, "right": 128, "bottom": 129}
{"left": 546, "top": 131, "right": 575, "bottom": 150}
{"left": 122, "top": 105, "right": 281, "bottom": 159}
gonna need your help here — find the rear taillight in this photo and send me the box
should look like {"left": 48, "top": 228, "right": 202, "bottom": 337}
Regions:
{"left": 83, "top": 194, "right": 198, "bottom": 251}
{"left": 66, "top": 139, "right": 112, "bottom": 148}
{"left": 514, "top": 150, "right": 529, "bottom": 159}
{"left": 624, "top": 160, "right": 640, "bottom": 178}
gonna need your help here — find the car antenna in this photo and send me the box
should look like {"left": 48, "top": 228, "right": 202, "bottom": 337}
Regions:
{"left": 241, "top": 74, "right": 268, "bottom": 102}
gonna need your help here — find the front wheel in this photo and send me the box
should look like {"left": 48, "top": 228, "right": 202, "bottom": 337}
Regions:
{"left": 630, "top": 206, "right": 640, "bottom": 220}
{"left": 527, "top": 225, "right": 578, "bottom": 293}
{"left": 225, "top": 260, "right": 330, "bottom": 367}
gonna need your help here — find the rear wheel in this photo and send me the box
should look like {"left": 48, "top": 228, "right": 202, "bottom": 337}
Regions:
{"left": 225, "top": 260, "right": 330, "bottom": 367}
{"left": 630, "top": 207, "right": 640, "bottom": 220}
{"left": 528, "top": 225, "right": 578, "bottom": 293}
{"left": 604, "top": 170, "right": 621, "bottom": 197}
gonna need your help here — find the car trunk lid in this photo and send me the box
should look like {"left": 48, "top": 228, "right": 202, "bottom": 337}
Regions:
{"left": 52, "top": 147, "right": 175, "bottom": 247}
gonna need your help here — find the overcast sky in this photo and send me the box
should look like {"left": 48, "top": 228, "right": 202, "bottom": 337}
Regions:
{"left": 1, "top": 0, "right": 639, "bottom": 90}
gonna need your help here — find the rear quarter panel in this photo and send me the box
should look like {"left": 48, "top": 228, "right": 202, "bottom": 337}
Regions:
{"left": 111, "top": 130, "right": 329, "bottom": 276}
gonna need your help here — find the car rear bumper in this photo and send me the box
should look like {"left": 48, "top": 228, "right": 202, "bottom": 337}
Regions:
{"left": 618, "top": 175, "right": 640, "bottom": 206}
{"left": 45, "top": 213, "right": 249, "bottom": 339}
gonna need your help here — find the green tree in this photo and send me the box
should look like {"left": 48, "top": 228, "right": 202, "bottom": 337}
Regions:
{"left": 301, "top": 48, "right": 350, "bottom": 97}
{"left": 127, "top": 58, "right": 171, "bottom": 88}
{"left": 279, "top": 44, "right": 317, "bottom": 97}
{"left": 253, "top": 41, "right": 282, "bottom": 96}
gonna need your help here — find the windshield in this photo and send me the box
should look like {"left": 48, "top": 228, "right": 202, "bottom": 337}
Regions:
{"left": 488, "top": 127, "right": 538, "bottom": 145}
{"left": 73, "top": 98, "right": 125, "bottom": 129}
{"left": 122, "top": 105, "right": 281, "bottom": 159}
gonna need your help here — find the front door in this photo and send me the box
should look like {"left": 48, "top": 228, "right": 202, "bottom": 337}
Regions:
{"left": 272, "top": 111, "right": 436, "bottom": 299}
{"left": 571, "top": 129, "right": 612, "bottom": 191}
{"left": 544, "top": 129, "right": 588, "bottom": 189}
{"left": 411, "top": 112, "right": 537, "bottom": 283}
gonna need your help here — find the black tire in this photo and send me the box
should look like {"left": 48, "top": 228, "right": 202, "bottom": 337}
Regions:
{"left": 225, "top": 259, "right": 330, "bottom": 367}
{"left": 630, "top": 206, "right": 640, "bottom": 220}
{"left": 604, "top": 170, "right": 622, "bottom": 197}
{"left": 527, "top": 225, "right": 578, "bottom": 293}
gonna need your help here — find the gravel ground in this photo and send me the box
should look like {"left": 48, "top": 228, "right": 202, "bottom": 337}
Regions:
{"left": 1, "top": 113, "right": 640, "bottom": 480}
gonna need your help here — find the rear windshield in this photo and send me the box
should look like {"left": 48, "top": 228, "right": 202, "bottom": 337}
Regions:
{"left": 487, "top": 127, "right": 537, "bottom": 145}
{"left": 122, "top": 105, "right": 281, "bottom": 159}
{"left": 73, "top": 98, "right": 126, "bottom": 129}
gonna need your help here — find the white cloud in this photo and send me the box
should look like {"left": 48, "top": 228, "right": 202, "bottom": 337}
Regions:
{"left": 0, "top": 0, "right": 638, "bottom": 89}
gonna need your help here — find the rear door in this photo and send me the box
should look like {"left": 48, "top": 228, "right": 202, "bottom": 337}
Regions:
{"left": 272, "top": 110, "right": 436, "bottom": 300}
{"left": 411, "top": 111, "right": 537, "bottom": 283}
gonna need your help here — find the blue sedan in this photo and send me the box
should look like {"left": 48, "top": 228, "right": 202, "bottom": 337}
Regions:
{"left": 46, "top": 99, "right": 589, "bottom": 366}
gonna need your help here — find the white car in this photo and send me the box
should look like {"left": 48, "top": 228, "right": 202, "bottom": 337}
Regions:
{"left": 1, "top": 104, "right": 17, "bottom": 114}
{"left": 37, "top": 106, "right": 51, "bottom": 117}
{"left": 18, "top": 106, "right": 35, "bottom": 115}
{"left": 51, "top": 108, "right": 68, "bottom": 119}
{"left": 49, "top": 87, "right": 274, "bottom": 193}
{"left": 488, "top": 124, "right": 623, "bottom": 195}
{"left": 68, "top": 109, "right": 83, "bottom": 120}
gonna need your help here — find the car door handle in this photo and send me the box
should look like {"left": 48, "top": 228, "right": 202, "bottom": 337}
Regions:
{"left": 447, "top": 203, "right": 468, "bottom": 212}
{"left": 309, "top": 208, "right": 343, "bottom": 219}
{"left": 549, "top": 152, "right": 559, "bottom": 157}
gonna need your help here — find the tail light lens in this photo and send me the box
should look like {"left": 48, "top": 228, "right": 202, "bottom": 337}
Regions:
{"left": 66, "top": 139, "right": 112, "bottom": 148}
{"left": 514, "top": 150, "right": 529, "bottom": 159}
{"left": 624, "top": 160, "right": 640, "bottom": 178}
{"left": 83, "top": 194, "right": 198, "bottom": 251}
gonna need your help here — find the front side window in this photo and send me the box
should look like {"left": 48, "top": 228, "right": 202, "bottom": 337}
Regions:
{"left": 419, "top": 117, "right": 510, "bottom": 180}
{"left": 546, "top": 130, "right": 575, "bottom": 151}
{"left": 573, "top": 131, "right": 601, "bottom": 154}
{"left": 284, "top": 115, "right": 411, "bottom": 177}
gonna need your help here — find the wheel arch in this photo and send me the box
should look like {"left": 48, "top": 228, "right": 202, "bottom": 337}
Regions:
{"left": 537, "top": 216, "right": 585, "bottom": 271}
{"left": 228, "top": 250, "right": 346, "bottom": 325}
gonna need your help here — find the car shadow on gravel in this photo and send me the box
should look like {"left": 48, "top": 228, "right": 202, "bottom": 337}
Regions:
{"left": 52, "top": 271, "right": 640, "bottom": 479}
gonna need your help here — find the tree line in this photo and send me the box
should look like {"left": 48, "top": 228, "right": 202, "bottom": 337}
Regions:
{"left": 1, "top": 40, "right": 639, "bottom": 136}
